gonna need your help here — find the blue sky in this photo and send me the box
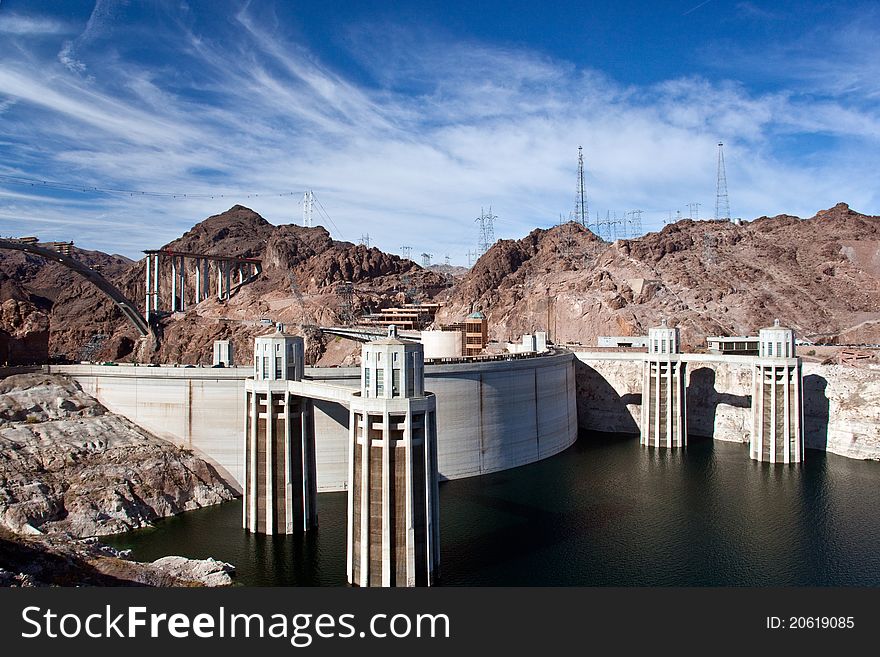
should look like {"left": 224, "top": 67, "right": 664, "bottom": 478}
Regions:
{"left": 0, "top": 0, "right": 878, "bottom": 262}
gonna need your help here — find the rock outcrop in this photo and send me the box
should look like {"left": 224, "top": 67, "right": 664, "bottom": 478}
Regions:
{"left": 0, "top": 528, "right": 234, "bottom": 586}
{"left": 0, "top": 373, "right": 236, "bottom": 536}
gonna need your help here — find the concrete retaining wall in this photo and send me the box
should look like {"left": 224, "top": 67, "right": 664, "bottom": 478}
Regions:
{"left": 52, "top": 352, "right": 578, "bottom": 492}
{"left": 574, "top": 352, "right": 880, "bottom": 460}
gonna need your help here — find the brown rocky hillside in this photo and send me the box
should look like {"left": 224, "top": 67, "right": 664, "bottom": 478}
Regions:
{"left": 2, "top": 202, "right": 878, "bottom": 364}
{"left": 437, "top": 202, "right": 880, "bottom": 349}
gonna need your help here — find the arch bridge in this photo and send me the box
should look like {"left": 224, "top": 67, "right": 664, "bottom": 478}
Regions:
{"left": 0, "top": 238, "right": 152, "bottom": 339}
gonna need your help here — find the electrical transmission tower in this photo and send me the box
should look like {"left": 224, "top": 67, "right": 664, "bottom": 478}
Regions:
{"left": 302, "top": 190, "right": 315, "bottom": 227}
{"left": 359, "top": 234, "right": 371, "bottom": 248}
{"left": 421, "top": 253, "right": 432, "bottom": 267}
{"left": 444, "top": 254, "right": 451, "bottom": 266}
{"left": 400, "top": 245, "right": 412, "bottom": 260}
{"left": 611, "top": 212, "right": 623, "bottom": 241}
{"left": 336, "top": 281, "right": 355, "bottom": 326}
{"left": 467, "top": 250, "right": 478, "bottom": 267}
{"left": 687, "top": 202, "right": 701, "bottom": 221}
{"left": 475, "top": 207, "right": 497, "bottom": 255}
{"left": 715, "top": 141, "right": 731, "bottom": 221}
{"left": 574, "top": 146, "right": 589, "bottom": 227}
{"left": 597, "top": 211, "right": 611, "bottom": 242}
{"left": 626, "top": 210, "right": 643, "bottom": 238}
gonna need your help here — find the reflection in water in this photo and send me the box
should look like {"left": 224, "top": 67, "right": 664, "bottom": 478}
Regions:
{"left": 107, "top": 433, "right": 880, "bottom": 586}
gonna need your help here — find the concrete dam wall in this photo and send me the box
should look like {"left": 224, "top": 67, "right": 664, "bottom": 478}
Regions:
{"left": 52, "top": 351, "right": 578, "bottom": 492}
{"left": 574, "top": 352, "right": 880, "bottom": 461}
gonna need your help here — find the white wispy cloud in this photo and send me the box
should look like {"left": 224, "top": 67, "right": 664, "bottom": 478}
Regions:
{"left": 0, "top": 13, "right": 72, "bottom": 35}
{"left": 0, "top": 2, "right": 878, "bottom": 264}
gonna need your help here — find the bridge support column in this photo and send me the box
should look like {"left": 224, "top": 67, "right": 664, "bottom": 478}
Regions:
{"left": 640, "top": 320, "right": 687, "bottom": 448}
{"left": 195, "top": 259, "right": 201, "bottom": 304}
{"left": 171, "top": 256, "right": 178, "bottom": 312}
{"left": 145, "top": 254, "right": 151, "bottom": 323}
{"left": 347, "top": 326, "right": 440, "bottom": 587}
{"left": 180, "top": 256, "right": 186, "bottom": 312}
{"left": 152, "top": 254, "right": 159, "bottom": 311}
{"left": 244, "top": 328, "right": 317, "bottom": 533}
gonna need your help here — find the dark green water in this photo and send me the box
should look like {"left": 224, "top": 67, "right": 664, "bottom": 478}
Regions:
{"left": 106, "top": 434, "right": 880, "bottom": 586}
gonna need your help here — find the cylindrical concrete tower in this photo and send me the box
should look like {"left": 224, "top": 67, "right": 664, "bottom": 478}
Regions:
{"left": 347, "top": 326, "right": 440, "bottom": 587}
{"left": 641, "top": 319, "right": 687, "bottom": 448}
{"left": 243, "top": 325, "right": 317, "bottom": 533}
{"left": 751, "top": 319, "right": 803, "bottom": 464}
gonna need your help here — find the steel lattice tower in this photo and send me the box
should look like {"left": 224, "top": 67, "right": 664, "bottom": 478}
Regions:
{"left": 574, "top": 146, "right": 589, "bottom": 227}
{"left": 715, "top": 142, "right": 730, "bottom": 221}
{"left": 475, "top": 207, "right": 497, "bottom": 255}
{"left": 302, "top": 190, "right": 314, "bottom": 227}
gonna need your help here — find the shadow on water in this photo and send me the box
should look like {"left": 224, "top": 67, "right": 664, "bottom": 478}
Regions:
{"left": 803, "top": 374, "right": 830, "bottom": 451}
{"left": 686, "top": 367, "right": 751, "bottom": 439}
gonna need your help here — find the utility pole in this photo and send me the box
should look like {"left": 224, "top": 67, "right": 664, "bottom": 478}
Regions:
{"left": 715, "top": 141, "right": 731, "bottom": 221}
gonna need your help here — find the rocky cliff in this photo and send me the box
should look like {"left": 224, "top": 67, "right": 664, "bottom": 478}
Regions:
{"left": 0, "top": 373, "right": 236, "bottom": 536}
{"left": 0, "top": 372, "right": 238, "bottom": 586}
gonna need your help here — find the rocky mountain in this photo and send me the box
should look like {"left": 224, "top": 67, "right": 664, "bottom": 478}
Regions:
{"left": 0, "top": 205, "right": 449, "bottom": 365}
{"left": 437, "top": 203, "right": 880, "bottom": 349}
{"left": 1, "top": 202, "right": 878, "bottom": 364}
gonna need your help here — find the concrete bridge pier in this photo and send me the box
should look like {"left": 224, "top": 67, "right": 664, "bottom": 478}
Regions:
{"left": 243, "top": 327, "right": 317, "bottom": 533}
{"left": 640, "top": 320, "right": 687, "bottom": 448}
{"left": 347, "top": 326, "right": 440, "bottom": 587}
{"left": 750, "top": 320, "right": 804, "bottom": 464}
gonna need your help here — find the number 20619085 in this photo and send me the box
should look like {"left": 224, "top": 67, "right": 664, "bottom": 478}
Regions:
{"left": 766, "top": 617, "right": 854, "bottom": 629}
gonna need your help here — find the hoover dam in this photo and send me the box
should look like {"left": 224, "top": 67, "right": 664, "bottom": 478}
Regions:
{"left": 49, "top": 343, "right": 879, "bottom": 494}
{"left": 51, "top": 349, "right": 579, "bottom": 492}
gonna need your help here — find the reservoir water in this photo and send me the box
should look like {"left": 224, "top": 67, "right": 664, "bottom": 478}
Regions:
{"left": 107, "top": 433, "right": 880, "bottom": 586}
